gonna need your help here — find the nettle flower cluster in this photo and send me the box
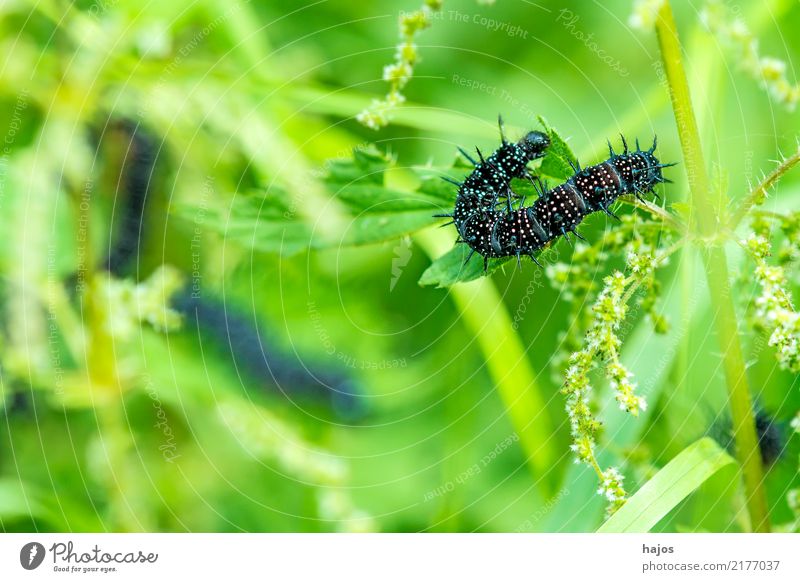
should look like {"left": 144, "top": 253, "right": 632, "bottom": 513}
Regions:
{"left": 630, "top": 1, "right": 798, "bottom": 110}
{"left": 546, "top": 215, "right": 668, "bottom": 383}
{"left": 357, "top": 0, "right": 443, "bottom": 130}
{"left": 745, "top": 229, "right": 800, "bottom": 373}
{"left": 358, "top": 0, "right": 497, "bottom": 130}
{"left": 98, "top": 265, "right": 185, "bottom": 338}
{"left": 558, "top": 223, "right": 668, "bottom": 515}
{"left": 700, "top": 0, "right": 799, "bottom": 110}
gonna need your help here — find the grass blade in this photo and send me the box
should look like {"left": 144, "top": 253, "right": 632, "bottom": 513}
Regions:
{"left": 415, "top": 227, "right": 556, "bottom": 489}
{"left": 597, "top": 438, "right": 735, "bottom": 533}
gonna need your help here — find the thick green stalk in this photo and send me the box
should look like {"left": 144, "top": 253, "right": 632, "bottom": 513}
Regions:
{"left": 655, "top": 1, "right": 769, "bottom": 532}
{"left": 415, "top": 228, "right": 556, "bottom": 487}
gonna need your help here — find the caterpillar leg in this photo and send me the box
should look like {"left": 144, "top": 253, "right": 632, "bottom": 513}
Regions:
{"left": 594, "top": 187, "right": 621, "bottom": 220}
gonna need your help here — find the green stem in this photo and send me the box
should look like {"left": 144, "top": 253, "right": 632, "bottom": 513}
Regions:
{"left": 415, "top": 228, "right": 556, "bottom": 490}
{"left": 655, "top": 0, "right": 770, "bottom": 532}
{"left": 730, "top": 148, "right": 800, "bottom": 229}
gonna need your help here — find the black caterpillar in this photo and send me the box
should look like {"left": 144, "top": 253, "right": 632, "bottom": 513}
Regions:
{"left": 104, "top": 120, "right": 157, "bottom": 276}
{"left": 436, "top": 117, "right": 674, "bottom": 270}
{"left": 174, "top": 292, "right": 365, "bottom": 420}
{"left": 96, "top": 120, "right": 365, "bottom": 419}
{"left": 713, "top": 408, "right": 788, "bottom": 467}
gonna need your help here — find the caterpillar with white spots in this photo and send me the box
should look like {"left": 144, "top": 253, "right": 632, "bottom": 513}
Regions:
{"left": 436, "top": 118, "right": 674, "bottom": 271}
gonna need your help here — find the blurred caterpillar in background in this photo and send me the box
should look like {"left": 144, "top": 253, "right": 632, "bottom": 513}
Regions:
{"left": 103, "top": 120, "right": 366, "bottom": 419}
{"left": 7, "top": 120, "right": 365, "bottom": 419}
{"left": 103, "top": 119, "right": 157, "bottom": 276}
{"left": 753, "top": 410, "right": 786, "bottom": 466}
{"left": 436, "top": 118, "right": 674, "bottom": 270}
{"left": 174, "top": 293, "right": 364, "bottom": 419}
{"left": 712, "top": 407, "right": 789, "bottom": 467}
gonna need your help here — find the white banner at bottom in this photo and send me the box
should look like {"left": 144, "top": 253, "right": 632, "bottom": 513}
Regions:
{"left": 1, "top": 533, "right": 797, "bottom": 581}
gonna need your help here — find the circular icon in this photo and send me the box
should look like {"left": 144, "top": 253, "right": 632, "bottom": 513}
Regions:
{"left": 20, "top": 542, "right": 46, "bottom": 570}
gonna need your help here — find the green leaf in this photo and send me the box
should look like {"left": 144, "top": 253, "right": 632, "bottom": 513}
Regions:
{"left": 326, "top": 145, "right": 392, "bottom": 186}
{"left": 418, "top": 244, "right": 516, "bottom": 287}
{"left": 417, "top": 173, "right": 465, "bottom": 203}
{"left": 341, "top": 210, "right": 438, "bottom": 246}
{"left": 336, "top": 184, "right": 444, "bottom": 213}
{"left": 537, "top": 116, "right": 578, "bottom": 182}
{"left": 222, "top": 212, "right": 314, "bottom": 255}
{"left": 174, "top": 144, "right": 448, "bottom": 254}
{"left": 597, "top": 438, "right": 736, "bottom": 533}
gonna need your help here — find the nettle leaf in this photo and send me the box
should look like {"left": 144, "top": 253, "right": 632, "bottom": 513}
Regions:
{"left": 418, "top": 245, "right": 513, "bottom": 287}
{"left": 176, "top": 145, "right": 447, "bottom": 255}
{"left": 224, "top": 212, "right": 313, "bottom": 255}
{"left": 537, "top": 116, "right": 578, "bottom": 182}
{"left": 336, "top": 184, "right": 443, "bottom": 213}
{"left": 417, "top": 171, "right": 467, "bottom": 204}
{"left": 319, "top": 148, "right": 446, "bottom": 246}
{"left": 419, "top": 122, "right": 575, "bottom": 286}
{"left": 341, "top": 209, "right": 438, "bottom": 246}
{"left": 326, "top": 145, "right": 392, "bottom": 185}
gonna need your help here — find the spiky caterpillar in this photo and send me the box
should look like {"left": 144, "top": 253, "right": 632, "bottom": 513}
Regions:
{"left": 174, "top": 291, "right": 365, "bottom": 419}
{"left": 96, "top": 120, "right": 365, "bottom": 419}
{"left": 713, "top": 408, "right": 788, "bottom": 467}
{"left": 436, "top": 117, "right": 550, "bottom": 228}
{"left": 438, "top": 125, "right": 673, "bottom": 270}
{"left": 104, "top": 120, "right": 157, "bottom": 275}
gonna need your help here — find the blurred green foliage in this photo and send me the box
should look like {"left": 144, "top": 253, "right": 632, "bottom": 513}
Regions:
{"left": 0, "top": 0, "right": 798, "bottom": 533}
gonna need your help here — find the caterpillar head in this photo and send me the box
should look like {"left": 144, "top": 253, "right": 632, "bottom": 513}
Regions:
{"left": 518, "top": 131, "right": 550, "bottom": 161}
{"left": 613, "top": 136, "right": 672, "bottom": 193}
{"left": 635, "top": 136, "right": 673, "bottom": 192}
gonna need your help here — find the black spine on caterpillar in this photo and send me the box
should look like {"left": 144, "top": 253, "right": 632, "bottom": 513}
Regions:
{"left": 440, "top": 126, "right": 673, "bottom": 270}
